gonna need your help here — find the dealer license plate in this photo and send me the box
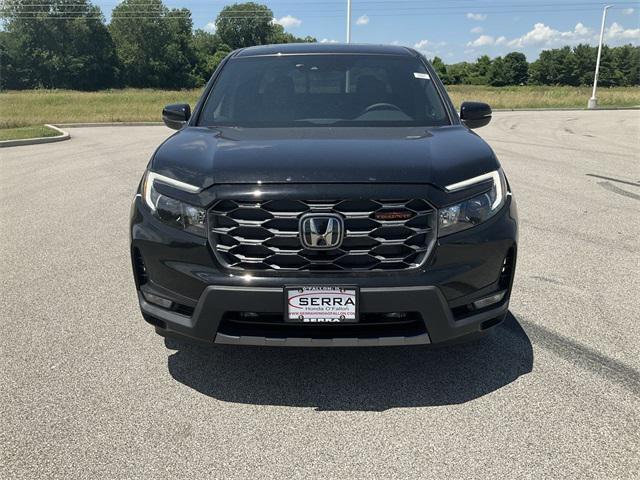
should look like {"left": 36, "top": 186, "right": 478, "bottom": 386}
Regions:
{"left": 285, "top": 286, "right": 358, "bottom": 323}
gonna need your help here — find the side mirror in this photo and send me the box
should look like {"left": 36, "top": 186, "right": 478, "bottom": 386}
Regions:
{"left": 162, "top": 103, "right": 191, "bottom": 130}
{"left": 460, "top": 102, "right": 492, "bottom": 129}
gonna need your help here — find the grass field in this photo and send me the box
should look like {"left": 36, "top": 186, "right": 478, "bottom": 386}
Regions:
{"left": 0, "top": 89, "right": 202, "bottom": 129}
{"left": 447, "top": 85, "right": 640, "bottom": 109}
{"left": 0, "top": 125, "right": 61, "bottom": 142}
{"left": 0, "top": 85, "right": 638, "bottom": 131}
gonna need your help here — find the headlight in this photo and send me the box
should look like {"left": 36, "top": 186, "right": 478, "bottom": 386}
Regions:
{"left": 142, "top": 171, "right": 206, "bottom": 237}
{"left": 438, "top": 170, "right": 508, "bottom": 237}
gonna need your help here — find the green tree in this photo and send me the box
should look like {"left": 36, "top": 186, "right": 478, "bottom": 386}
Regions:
{"left": 165, "top": 8, "right": 199, "bottom": 87}
{"left": 529, "top": 47, "right": 578, "bottom": 85}
{"left": 503, "top": 52, "right": 528, "bottom": 85}
{"left": 215, "top": 2, "right": 274, "bottom": 49}
{"left": 487, "top": 53, "right": 527, "bottom": 86}
{"left": 445, "top": 62, "right": 473, "bottom": 84}
{"left": 595, "top": 46, "right": 616, "bottom": 87}
{"left": 572, "top": 44, "right": 597, "bottom": 85}
{"left": 430, "top": 56, "right": 449, "bottom": 83}
{"left": 192, "top": 30, "right": 224, "bottom": 84}
{"left": 193, "top": 32, "right": 233, "bottom": 84}
{"left": 269, "top": 23, "right": 316, "bottom": 44}
{"left": 210, "top": 49, "right": 232, "bottom": 71}
{"left": 1, "top": 0, "right": 118, "bottom": 89}
{"left": 612, "top": 45, "right": 640, "bottom": 86}
{"left": 487, "top": 57, "right": 510, "bottom": 86}
{"left": 214, "top": 2, "right": 314, "bottom": 50}
{"left": 475, "top": 55, "right": 492, "bottom": 78}
{"left": 191, "top": 3, "right": 314, "bottom": 85}
{"left": 109, "top": 0, "right": 197, "bottom": 88}
{"left": 462, "top": 55, "right": 491, "bottom": 85}
{"left": 0, "top": 32, "right": 19, "bottom": 89}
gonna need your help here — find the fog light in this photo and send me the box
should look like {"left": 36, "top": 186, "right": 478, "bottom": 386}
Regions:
{"left": 472, "top": 291, "right": 506, "bottom": 309}
{"left": 142, "top": 292, "right": 173, "bottom": 309}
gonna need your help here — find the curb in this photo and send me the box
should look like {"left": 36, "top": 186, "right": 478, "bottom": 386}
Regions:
{"left": 54, "top": 121, "right": 165, "bottom": 128}
{"left": 0, "top": 124, "right": 70, "bottom": 148}
{"left": 493, "top": 106, "right": 639, "bottom": 112}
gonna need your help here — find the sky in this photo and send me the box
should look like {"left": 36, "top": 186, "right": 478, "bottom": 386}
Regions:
{"left": 99, "top": 0, "right": 639, "bottom": 62}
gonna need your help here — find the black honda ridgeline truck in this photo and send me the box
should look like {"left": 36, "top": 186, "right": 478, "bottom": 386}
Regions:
{"left": 130, "top": 43, "right": 517, "bottom": 347}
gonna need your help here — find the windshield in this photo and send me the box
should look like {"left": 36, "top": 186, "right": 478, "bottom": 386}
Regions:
{"left": 198, "top": 54, "right": 450, "bottom": 128}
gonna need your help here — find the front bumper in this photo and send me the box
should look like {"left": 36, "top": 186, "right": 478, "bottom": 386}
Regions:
{"left": 139, "top": 285, "right": 509, "bottom": 346}
{"left": 131, "top": 187, "right": 518, "bottom": 347}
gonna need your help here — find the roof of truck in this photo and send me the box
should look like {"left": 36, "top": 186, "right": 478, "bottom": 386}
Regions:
{"left": 234, "top": 43, "right": 417, "bottom": 57}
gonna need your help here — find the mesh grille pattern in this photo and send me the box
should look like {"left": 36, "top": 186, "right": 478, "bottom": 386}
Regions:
{"left": 208, "top": 198, "right": 436, "bottom": 272}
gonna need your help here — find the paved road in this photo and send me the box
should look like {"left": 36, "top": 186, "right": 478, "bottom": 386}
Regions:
{"left": 1, "top": 111, "right": 639, "bottom": 479}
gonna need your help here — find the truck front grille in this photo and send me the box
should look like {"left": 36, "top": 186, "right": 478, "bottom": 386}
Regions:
{"left": 208, "top": 198, "right": 437, "bottom": 272}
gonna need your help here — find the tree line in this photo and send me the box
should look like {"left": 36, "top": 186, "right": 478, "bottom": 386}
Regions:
{"left": 431, "top": 45, "right": 639, "bottom": 87}
{"left": 0, "top": 0, "right": 314, "bottom": 90}
{"left": 1, "top": 0, "right": 638, "bottom": 90}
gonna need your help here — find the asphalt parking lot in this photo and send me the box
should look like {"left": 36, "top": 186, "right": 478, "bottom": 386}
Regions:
{"left": 1, "top": 110, "right": 639, "bottom": 479}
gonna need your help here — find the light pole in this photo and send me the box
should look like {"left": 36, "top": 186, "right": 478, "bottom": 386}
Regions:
{"left": 346, "top": 0, "right": 352, "bottom": 43}
{"left": 345, "top": 0, "right": 352, "bottom": 91}
{"left": 588, "top": 4, "right": 613, "bottom": 109}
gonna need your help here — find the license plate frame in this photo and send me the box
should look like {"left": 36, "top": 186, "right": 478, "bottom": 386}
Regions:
{"left": 284, "top": 286, "right": 359, "bottom": 323}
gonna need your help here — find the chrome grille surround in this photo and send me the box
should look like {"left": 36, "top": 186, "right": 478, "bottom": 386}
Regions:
{"left": 208, "top": 198, "right": 437, "bottom": 272}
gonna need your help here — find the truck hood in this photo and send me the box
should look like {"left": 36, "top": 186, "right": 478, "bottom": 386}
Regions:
{"left": 151, "top": 125, "right": 499, "bottom": 190}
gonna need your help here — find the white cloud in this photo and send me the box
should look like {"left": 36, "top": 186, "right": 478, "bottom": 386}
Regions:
{"left": 204, "top": 22, "right": 216, "bottom": 33}
{"left": 622, "top": 8, "right": 635, "bottom": 15}
{"left": 390, "top": 40, "right": 401, "bottom": 45}
{"left": 466, "top": 21, "right": 638, "bottom": 53}
{"left": 414, "top": 39, "right": 433, "bottom": 50}
{"left": 466, "top": 35, "right": 506, "bottom": 48}
{"left": 606, "top": 22, "right": 640, "bottom": 41}
{"left": 413, "top": 39, "right": 447, "bottom": 57}
{"left": 466, "top": 35, "right": 496, "bottom": 47}
{"left": 320, "top": 38, "right": 339, "bottom": 44}
{"left": 274, "top": 15, "right": 302, "bottom": 28}
{"left": 356, "top": 14, "right": 369, "bottom": 26}
{"left": 414, "top": 39, "right": 446, "bottom": 49}
{"left": 470, "top": 26, "right": 483, "bottom": 34}
{"left": 506, "top": 22, "right": 592, "bottom": 48}
{"left": 466, "top": 13, "right": 487, "bottom": 21}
